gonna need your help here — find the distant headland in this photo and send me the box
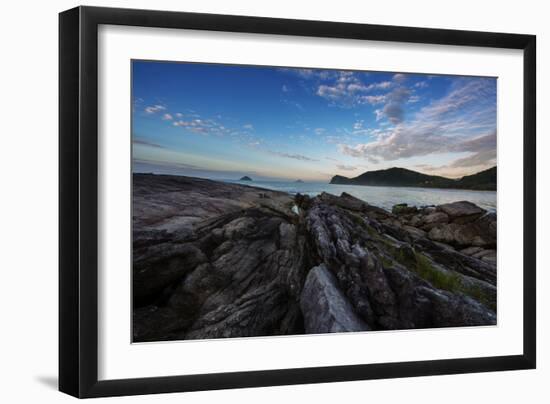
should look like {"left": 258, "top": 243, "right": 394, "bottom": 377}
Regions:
{"left": 330, "top": 166, "right": 496, "bottom": 191}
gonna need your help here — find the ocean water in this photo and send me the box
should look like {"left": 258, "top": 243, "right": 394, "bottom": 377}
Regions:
{"left": 224, "top": 180, "right": 497, "bottom": 213}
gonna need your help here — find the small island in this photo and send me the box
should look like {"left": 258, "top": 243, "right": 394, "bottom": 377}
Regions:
{"left": 295, "top": 179, "right": 304, "bottom": 183}
{"left": 239, "top": 176, "right": 252, "bottom": 181}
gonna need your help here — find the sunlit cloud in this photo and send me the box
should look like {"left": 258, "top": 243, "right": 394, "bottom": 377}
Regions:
{"left": 336, "top": 164, "right": 357, "bottom": 171}
{"left": 144, "top": 104, "right": 166, "bottom": 114}
{"left": 337, "top": 78, "right": 496, "bottom": 175}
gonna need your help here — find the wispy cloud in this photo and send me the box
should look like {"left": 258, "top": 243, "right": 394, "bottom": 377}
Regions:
{"left": 162, "top": 113, "right": 173, "bottom": 120}
{"left": 132, "top": 138, "right": 165, "bottom": 148}
{"left": 269, "top": 151, "right": 319, "bottom": 161}
{"left": 172, "top": 116, "right": 231, "bottom": 136}
{"left": 336, "top": 164, "right": 357, "bottom": 171}
{"left": 415, "top": 81, "right": 428, "bottom": 89}
{"left": 337, "top": 78, "right": 497, "bottom": 174}
{"left": 314, "top": 71, "right": 418, "bottom": 112}
{"left": 314, "top": 128, "right": 326, "bottom": 135}
{"left": 325, "top": 156, "right": 339, "bottom": 162}
{"left": 144, "top": 104, "right": 166, "bottom": 114}
{"left": 316, "top": 71, "right": 394, "bottom": 107}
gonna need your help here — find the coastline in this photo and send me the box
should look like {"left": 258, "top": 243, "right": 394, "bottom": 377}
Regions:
{"left": 132, "top": 173, "right": 497, "bottom": 342}
{"left": 218, "top": 176, "right": 497, "bottom": 213}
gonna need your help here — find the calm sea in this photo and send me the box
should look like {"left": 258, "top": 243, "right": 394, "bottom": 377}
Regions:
{"left": 224, "top": 180, "right": 497, "bottom": 213}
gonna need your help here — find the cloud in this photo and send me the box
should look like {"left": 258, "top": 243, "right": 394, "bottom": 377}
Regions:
{"left": 269, "top": 151, "right": 319, "bottom": 161}
{"left": 133, "top": 158, "right": 198, "bottom": 170}
{"left": 278, "top": 68, "right": 335, "bottom": 80}
{"left": 243, "top": 124, "right": 254, "bottom": 130}
{"left": 373, "top": 86, "right": 412, "bottom": 124}
{"left": 336, "top": 164, "right": 357, "bottom": 171}
{"left": 282, "top": 84, "right": 290, "bottom": 92}
{"left": 337, "top": 78, "right": 496, "bottom": 167}
{"left": 413, "top": 137, "right": 497, "bottom": 177}
{"left": 144, "top": 104, "right": 166, "bottom": 114}
{"left": 415, "top": 81, "right": 428, "bottom": 89}
{"left": 132, "top": 138, "right": 165, "bottom": 148}
{"left": 162, "top": 113, "right": 173, "bottom": 120}
{"left": 392, "top": 73, "right": 407, "bottom": 83}
{"left": 313, "top": 71, "right": 416, "bottom": 110}
{"left": 172, "top": 115, "right": 231, "bottom": 136}
{"left": 314, "top": 128, "right": 326, "bottom": 135}
{"left": 316, "top": 71, "right": 395, "bottom": 107}
{"left": 359, "top": 95, "right": 387, "bottom": 105}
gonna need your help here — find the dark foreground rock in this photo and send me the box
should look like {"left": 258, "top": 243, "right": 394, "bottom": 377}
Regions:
{"left": 133, "top": 174, "right": 497, "bottom": 342}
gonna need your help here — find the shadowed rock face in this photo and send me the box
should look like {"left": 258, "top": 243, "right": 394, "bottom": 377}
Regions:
{"left": 132, "top": 174, "right": 497, "bottom": 342}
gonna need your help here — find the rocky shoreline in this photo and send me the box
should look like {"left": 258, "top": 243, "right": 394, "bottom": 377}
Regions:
{"left": 133, "top": 173, "right": 496, "bottom": 342}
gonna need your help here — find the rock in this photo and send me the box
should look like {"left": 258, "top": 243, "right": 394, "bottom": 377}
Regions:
{"left": 392, "top": 203, "right": 418, "bottom": 215}
{"left": 295, "top": 193, "right": 312, "bottom": 210}
{"left": 132, "top": 174, "right": 497, "bottom": 342}
{"left": 318, "top": 192, "right": 390, "bottom": 219}
{"left": 436, "top": 201, "right": 486, "bottom": 224}
{"left": 460, "top": 246, "right": 485, "bottom": 256}
{"left": 403, "top": 225, "right": 427, "bottom": 240}
{"left": 133, "top": 243, "right": 207, "bottom": 303}
{"left": 472, "top": 249, "right": 496, "bottom": 259}
{"left": 427, "top": 213, "right": 496, "bottom": 248}
{"left": 482, "top": 255, "right": 497, "bottom": 264}
{"left": 409, "top": 214, "right": 423, "bottom": 227}
{"left": 421, "top": 211, "right": 449, "bottom": 230}
{"left": 472, "top": 249, "right": 497, "bottom": 264}
{"left": 300, "top": 265, "right": 369, "bottom": 333}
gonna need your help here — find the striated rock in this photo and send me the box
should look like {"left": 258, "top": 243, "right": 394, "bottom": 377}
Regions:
{"left": 132, "top": 174, "right": 497, "bottom": 342}
{"left": 303, "top": 195, "right": 495, "bottom": 330}
{"left": 437, "top": 201, "right": 486, "bottom": 224}
{"left": 300, "top": 265, "right": 369, "bottom": 333}
{"left": 460, "top": 246, "right": 485, "bottom": 256}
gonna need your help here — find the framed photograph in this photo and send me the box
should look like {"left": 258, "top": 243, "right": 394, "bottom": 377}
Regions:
{"left": 59, "top": 6, "right": 536, "bottom": 398}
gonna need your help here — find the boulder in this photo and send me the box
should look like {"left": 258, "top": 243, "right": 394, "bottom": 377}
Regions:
{"left": 421, "top": 211, "right": 449, "bottom": 230}
{"left": 436, "top": 201, "right": 486, "bottom": 224}
{"left": 427, "top": 212, "right": 496, "bottom": 248}
{"left": 300, "top": 265, "right": 369, "bottom": 333}
{"left": 392, "top": 203, "right": 418, "bottom": 215}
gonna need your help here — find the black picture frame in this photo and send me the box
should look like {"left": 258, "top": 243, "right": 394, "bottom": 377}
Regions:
{"left": 59, "top": 5, "right": 536, "bottom": 398}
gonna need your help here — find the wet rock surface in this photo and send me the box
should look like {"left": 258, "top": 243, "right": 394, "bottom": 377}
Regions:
{"left": 133, "top": 174, "right": 497, "bottom": 342}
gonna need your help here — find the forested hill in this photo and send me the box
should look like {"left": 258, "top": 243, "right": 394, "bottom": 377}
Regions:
{"left": 330, "top": 166, "right": 496, "bottom": 191}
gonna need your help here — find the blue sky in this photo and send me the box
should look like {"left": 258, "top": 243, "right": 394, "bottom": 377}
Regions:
{"left": 132, "top": 60, "right": 496, "bottom": 181}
